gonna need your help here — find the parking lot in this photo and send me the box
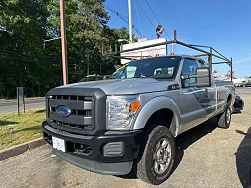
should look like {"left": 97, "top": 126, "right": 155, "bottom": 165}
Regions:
{"left": 0, "top": 88, "right": 250, "bottom": 188}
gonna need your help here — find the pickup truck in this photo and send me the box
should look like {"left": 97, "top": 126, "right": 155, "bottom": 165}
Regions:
{"left": 42, "top": 55, "right": 235, "bottom": 185}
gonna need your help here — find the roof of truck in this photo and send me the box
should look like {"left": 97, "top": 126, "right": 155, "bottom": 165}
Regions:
{"left": 129, "top": 55, "right": 205, "bottom": 62}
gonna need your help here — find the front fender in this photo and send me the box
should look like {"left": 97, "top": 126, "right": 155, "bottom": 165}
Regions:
{"left": 133, "top": 96, "right": 182, "bottom": 137}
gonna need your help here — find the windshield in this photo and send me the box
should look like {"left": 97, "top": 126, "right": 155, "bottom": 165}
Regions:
{"left": 111, "top": 56, "right": 181, "bottom": 79}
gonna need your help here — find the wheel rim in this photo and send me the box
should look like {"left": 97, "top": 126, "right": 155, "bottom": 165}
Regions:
{"left": 153, "top": 137, "right": 172, "bottom": 174}
{"left": 226, "top": 107, "right": 231, "bottom": 124}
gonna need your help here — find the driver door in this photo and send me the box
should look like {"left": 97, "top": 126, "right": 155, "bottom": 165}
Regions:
{"left": 179, "top": 58, "right": 211, "bottom": 133}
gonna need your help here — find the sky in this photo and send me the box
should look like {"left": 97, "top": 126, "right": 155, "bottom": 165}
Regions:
{"left": 104, "top": 0, "right": 251, "bottom": 78}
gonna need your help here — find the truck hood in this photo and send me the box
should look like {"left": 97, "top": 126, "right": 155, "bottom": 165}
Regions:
{"left": 58, "top": 79, "right": 172, "bottom": 95}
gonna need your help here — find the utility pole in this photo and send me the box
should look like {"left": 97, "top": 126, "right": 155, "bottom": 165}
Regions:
{"left": 128, "top": 0, "right": 133, "bottom": 43}
{"left": 60, "top": 0, "right": 68, "bottom": 85}
{"left": 86, "top": 49, "right": 90, "bottom": 76}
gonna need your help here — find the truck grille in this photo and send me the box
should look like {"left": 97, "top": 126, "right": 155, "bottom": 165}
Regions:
{"left": 47, "top": 95, "right": 95, "bottom": 132}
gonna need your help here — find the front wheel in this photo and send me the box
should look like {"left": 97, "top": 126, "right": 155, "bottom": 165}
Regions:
{"left": 135, "top": 125, "right": 175, "bottom": 185}
{"left": 217, "top": 105, "right": 232, "bottom": 129}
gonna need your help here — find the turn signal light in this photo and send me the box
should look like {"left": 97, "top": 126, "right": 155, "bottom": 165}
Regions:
{"left": 130, "top": 101, "right": 141, "bottom": 112}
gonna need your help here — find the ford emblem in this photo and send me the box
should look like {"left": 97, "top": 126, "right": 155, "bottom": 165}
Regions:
{"left": 56, "top": 106, "right": 71, "bottom": 117}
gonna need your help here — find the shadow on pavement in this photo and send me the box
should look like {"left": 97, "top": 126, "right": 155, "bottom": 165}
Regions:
{"left": 0, "top": 120, "right": 19, "bottom": 126}
{"left": 172, "top": 118, "right": 217, "bottom": 174}
{"left": 116, "top": 118, "right": 218, "bottom": 180}
{"left": 236, "top": 126, "right": 251, "bottom": 188}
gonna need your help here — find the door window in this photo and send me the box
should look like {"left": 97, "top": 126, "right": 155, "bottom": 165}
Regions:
{"left": 181, "top": 59, "right": 198, "bottom": 84}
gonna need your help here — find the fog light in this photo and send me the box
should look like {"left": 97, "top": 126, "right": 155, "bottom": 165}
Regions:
{"left": 103, "top": 142, "right": 124, "bottom": 157}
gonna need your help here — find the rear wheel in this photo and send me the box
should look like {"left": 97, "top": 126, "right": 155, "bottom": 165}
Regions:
{"left": 135, "top": 125, "right": 175, "bottom": 185}
{"left": 217, "top": 104, "right": 232, "bottom": 129}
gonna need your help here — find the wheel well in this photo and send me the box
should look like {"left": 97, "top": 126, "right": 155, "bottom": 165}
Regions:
{"left": 146, "top": 109, "right": 174, "bottom": 129}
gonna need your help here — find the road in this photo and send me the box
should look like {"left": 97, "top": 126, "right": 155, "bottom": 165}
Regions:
{"left": 0, "top": 97, "right": 45, "bottom": 113}
{"left": 0, "top": 88, "right": 250, "bottom": 188}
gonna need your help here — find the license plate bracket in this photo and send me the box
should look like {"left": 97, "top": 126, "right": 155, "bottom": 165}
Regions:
{"left": 52, "top": 137, "right": 66, "bottom": 152}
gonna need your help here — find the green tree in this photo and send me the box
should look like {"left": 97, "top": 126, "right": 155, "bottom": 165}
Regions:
{"left": 46, "top": 0, "right": 112, "bottom": 81}
{"left": 0, "top": 0, "right": 50, "bottom": 98}
{"left": 0, "top": 0, "right": 133, "bottom": 98}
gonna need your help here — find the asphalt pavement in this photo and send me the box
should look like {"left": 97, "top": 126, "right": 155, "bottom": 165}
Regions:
{"left": 0, "top": 88, "right": 250, "bottom": 188}
{"left": 0, "top": 97, "right": 45, "bottom": 113}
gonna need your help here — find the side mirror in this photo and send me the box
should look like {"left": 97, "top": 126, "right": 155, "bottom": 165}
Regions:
{"left": 193, "top": 67, "right": 211, "bottom": 87}
{"left": 181, "top": 67, "right": 211, "bottom": 88}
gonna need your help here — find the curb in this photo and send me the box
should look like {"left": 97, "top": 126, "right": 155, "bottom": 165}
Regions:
{"left": 0, "top": 138, "right": 46, "bottom": 161}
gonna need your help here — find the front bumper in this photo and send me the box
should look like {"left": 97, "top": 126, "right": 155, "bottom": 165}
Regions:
{"left": 42, "top": 121, "right": 143, "bottom": 175}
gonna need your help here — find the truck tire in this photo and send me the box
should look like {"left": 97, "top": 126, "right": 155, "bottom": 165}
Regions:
{"left": 217, "top": 104, "right": 232, "bottom": 129}
{"left": 136, "top": 125, "right": 175, "bottom": 185}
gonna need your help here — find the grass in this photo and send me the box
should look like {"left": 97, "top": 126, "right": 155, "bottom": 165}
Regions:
{"left": 0, "top": 109, "right": 46, "bottom": 150}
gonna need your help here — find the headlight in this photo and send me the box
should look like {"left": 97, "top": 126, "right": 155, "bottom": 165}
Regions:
{"left": 106, "top": 96, "right": 141, "bottom": 130}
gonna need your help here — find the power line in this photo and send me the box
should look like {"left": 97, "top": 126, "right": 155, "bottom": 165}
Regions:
{"left": 144, "top": 0, "right": 171, "bottom": 40}
{"left": 145, "top": 0, "right": 161, "bottom": 24}
{"left": 145, "top": 0, "right": 179, "bottom": 53}
{"left": 105, "top": 2, "right": 178, "bottom": 54}
{"left": 141, "top": 0, "right": 179, "bottom": 54}
{"left": 133, "top": 0, "right": 144, "bottom": 38}
{"left": 104, "top": 5, "right": 128, "bottom": 24}
{"left": 135, "top": 0, "right": 155, "bottom": 30}
{"left": 104, "top": 4, "right": 142, "bottom": 36}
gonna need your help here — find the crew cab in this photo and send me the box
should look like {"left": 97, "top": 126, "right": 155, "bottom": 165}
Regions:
{"left": 42, "top": 55, "right": 235, "bottom": 185}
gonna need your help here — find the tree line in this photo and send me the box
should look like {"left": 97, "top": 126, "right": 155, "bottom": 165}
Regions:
{"left": 0, "top": 0, "right": 131, "bottom": 98}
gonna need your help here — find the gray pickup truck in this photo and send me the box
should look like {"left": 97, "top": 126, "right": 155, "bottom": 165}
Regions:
{"left": 42, "top": 55, "right": 235, "bottom": 185}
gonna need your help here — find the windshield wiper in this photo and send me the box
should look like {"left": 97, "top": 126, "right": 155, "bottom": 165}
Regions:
{"left": 150, "top": 75, "right": 171, "bottom": 79}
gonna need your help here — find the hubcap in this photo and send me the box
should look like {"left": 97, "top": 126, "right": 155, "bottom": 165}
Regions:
{"left": 226, "top": 108, "right": 231, "bottom": 124}
{"left": 153, "top": 138, "right": 171, "bottom": 174}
